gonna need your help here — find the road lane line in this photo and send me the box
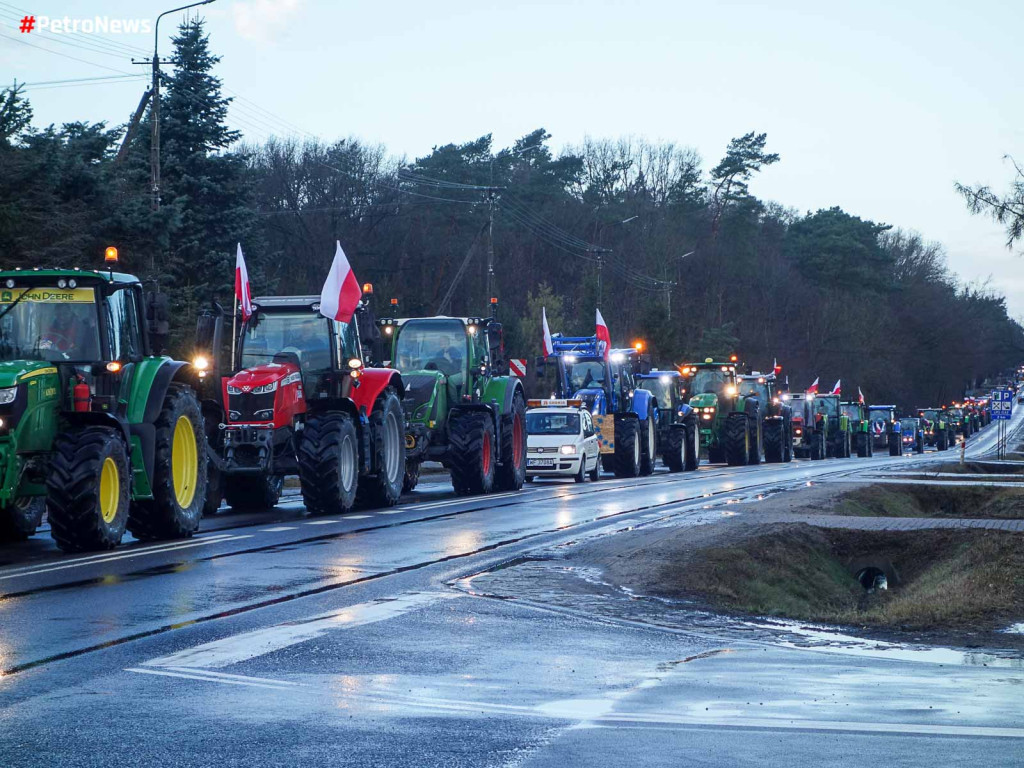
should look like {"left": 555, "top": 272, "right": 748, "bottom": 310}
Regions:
{"left": 341, "top": 514, "right": 371, "bottom": 519}
{"left": 0, "top": 535, "right": 249, "bottom": 581}
{"left": 126, "top": 667, "right": 297, "bottom": 690}
{"left": 259, "top": 526, "right": 299, "bottom": 532}
{"left": 142, "top": 591, "right": 458, "bottom": 669}
{"left": 302, "top": 520, "right": 340, "bottom": 525}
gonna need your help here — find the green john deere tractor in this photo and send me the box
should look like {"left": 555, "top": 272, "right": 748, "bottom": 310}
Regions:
{"left": 378, "top": 314, "right": 526, "bottom": 495}
{"left": 682, "top": 358, "right": 762, "bottom": 466}
{"left": 841, "top": 401, "right": 873, "bottom": 457}
{"left": 917, "top": 407, "right": 953, "bottom": 451}
{"left": 0, "top": 265, "right": 207, "bottom": 551}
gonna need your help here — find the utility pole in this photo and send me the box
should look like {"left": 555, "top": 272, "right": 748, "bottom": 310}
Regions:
{"left": 484, "top": 187, "right": 500, "bottom": 301}
{"left": 588, "top": 247, "right": 612, "bottom": 306}
{"left": 133, "top": 0, "right": 217, "bottom": 210}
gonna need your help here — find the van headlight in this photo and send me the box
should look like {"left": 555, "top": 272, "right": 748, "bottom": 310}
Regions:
{"left": 0, "top": 386, "right": 17, "bottom": 405}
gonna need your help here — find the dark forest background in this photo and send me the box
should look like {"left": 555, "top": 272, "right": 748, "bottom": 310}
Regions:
{"left": 2, "top": 19, "right": 1022, "bottom": 409}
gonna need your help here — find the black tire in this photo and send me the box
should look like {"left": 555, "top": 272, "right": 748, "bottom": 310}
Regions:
{"left": 494, "top": 391, "right": 527, "bottom": 491}
{"left": 298, "top": 411, "right": 359, "bottom": 515}
{"left": 639, "top": 411, "right": 657, "bottom": 476}
{"left": 764, "top": 420, "right": 784, "bottom": 463}
{"left": 840, "top": 430, "right": 851, "bottom": 458}
{"left": 0, "top": 496, "right": 45, "bottom": 542}
{"left": 613, "top": 417, "right": 641, "bottom": 478}
{"left": 449, "top": 411, "right": 496, "bottom": 495}
{"left": 707, "top": 445, "right": 724, "bottom": 464}
{"left": 937, "top": 428, "right": 949, "bottom": 451}
{"left": 48, "top": 428, "right": 130, "bottom": 552}
{"left": 810, "top": 431, "right": 824, "bottom": 461}
{"left": 356, "top": 388, "right": 406, "bottom": 508}
{"left": 783, "top": 420, "right": 793, "bottom": 462}
{"left": 889, "top": 432, "right": 901, "bottom": 456}
{"left": 724, "top": 413, "right": 750, "bottom": 466}
{"left": 685, "top": 421, "right": 701, "bottom": 471}
{"left": 224, "top": 473, "right": 284, "bottom": 511}
{"left": 747, "top": 412, "right": 762, "bottom": 465}
{"left": 128, "top": 384, "right": 207, "bottom": 542}
{"left": 855, "top": 432, "right": 869, "bottom": 458}
{"left": 915, "top": 434, "right": 925, "bottom": 454}
{"left": 664, "top": 426, "right": 685, "bottom": 472}
{"left": 589, "top": 454, "right": 600, "bottom": 481}
{"left": 867, "top": 435, "right": 874, "bottom": 457}
{"left": 574, "top": 458, "right": 586, "bottom": 483}
{"left": 203, "top": 459, "right": 223, "bottom": 517}
{"left": 403, "top": 461, "right": 421, "bottom": 492}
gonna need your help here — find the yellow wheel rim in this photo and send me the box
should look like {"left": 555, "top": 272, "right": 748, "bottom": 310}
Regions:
{"left": 99, "top": 456, "right": 120, "bottom": 524}
{"left": 172, "top": 415, "right": 199, "bottom": 509}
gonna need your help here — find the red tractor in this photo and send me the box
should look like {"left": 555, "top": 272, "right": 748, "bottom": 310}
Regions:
{"left": 196, "top": 294, "right": 405, "bottom": 515}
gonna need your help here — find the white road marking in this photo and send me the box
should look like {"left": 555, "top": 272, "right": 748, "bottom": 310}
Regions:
{"left": 0, "top": 535, "right": 251, "bottom": 582}
{"left": 259, "top": 526, "right": 299, "bottom": 532}
{"left": 126, "top": 667, "right": 298, "bottom": 690}
{"left": 141, "top": 591, "right": 458, "bottom": 669}
{"left": 302, "top": 520, "right": 340, "bottom": 525}
{"left": 341, "top": 514, "right": 371, "bottom": 520}
{"left": 375, "top": 509, "right": 404, "bottom": 515}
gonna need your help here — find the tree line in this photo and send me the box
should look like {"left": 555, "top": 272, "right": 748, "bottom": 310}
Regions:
{"left": 1, "top": 19, "right": 1021, "bottom": 410}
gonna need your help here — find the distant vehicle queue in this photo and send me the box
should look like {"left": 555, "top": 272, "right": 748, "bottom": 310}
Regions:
{"left": 0, "top": 244, "right": 1012, "bottom": 553}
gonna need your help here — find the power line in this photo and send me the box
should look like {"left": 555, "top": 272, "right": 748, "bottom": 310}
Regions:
{"left": 0, "top": 30, "right": 135, "bottom": 75}
{"left": 3, "top": 74, "right": 144, "bottom": 88}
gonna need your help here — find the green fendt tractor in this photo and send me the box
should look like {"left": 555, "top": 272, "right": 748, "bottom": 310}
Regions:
{"left": 0, "top": 261, "right": 207, "bottom": 551}
{"left": 737, "top": 370, "right": 793, "bottom": 463}
{"left": 816, "top": 393, "right": 852, "bottom": 458}
{"left": 841, "top": 401, "right": 873, "bottom": 457}
{"left": 378, "top": 313, "right": 526, "bottom": 495}
{"left": 682, "top": 358, "right": 762, "bottom": 466}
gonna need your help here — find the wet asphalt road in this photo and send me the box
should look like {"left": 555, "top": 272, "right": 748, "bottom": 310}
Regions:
{"left": 0, "top": 415, "right": 1021, "bottom": 768}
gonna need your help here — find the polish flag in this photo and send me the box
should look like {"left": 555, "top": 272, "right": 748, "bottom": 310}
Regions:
{"left": 541, "top": 307, "right": 554, "bottom": 357}
{"left": 319, "top": 241, "right": 362, "bottom": 324}
{"left": 807, "top": 377, "right": 819, "bottom": 394}
{"left": 595, "top": 309, "right": 611, "bottom": 361}
{"left": 830, "top": 379, "right": 841, "bottom": 395}
{"left": 235, "top": 243, "right": 253, "bottom": 321}
{"left": 858, "top": 387, "right": 865, "bottom": 404}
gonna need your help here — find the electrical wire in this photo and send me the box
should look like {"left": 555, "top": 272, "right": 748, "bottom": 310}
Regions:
{"left": 3, "top": 74, "right": 144, "bottom": 88}
{"left": 0, "top": 30, "right": 135, "bottom": 75}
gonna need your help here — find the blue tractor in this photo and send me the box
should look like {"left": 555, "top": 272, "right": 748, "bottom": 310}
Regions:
{"left": 635, "top": 369, "right": 700, "bottom": 472}
{"left": 541, "top": 334, "right": 659, "bottom": 477}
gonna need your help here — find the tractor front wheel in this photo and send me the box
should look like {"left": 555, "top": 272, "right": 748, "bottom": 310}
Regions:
{"left": 724, "top": 413, "right": 750, "bottom": 466}
{"left": 356, "top": 387, "right": 406, "bottom": 508}
{"left": 889, "top": 433, "right": 901, "bottom": 456}
{"left": 494, "top": 392, "right": 527, "bottom": 491}
{"left": 613, "top": 417, "right": 640, "bottom": 478}
{"left": 856, "top": 432, "right": 869, "bottom": 458}
{"left": 129, "top": 384, "right": 207, "bottom": 541}
{"left": 298, "top": 411, "right": 359, "bottom": 515}
{"left": 224, "top": 473, "right": 284, "bottom": 511}
{"left": 0, "top": 496, "right": 45, "bottom": 542}
{"left": 449, "top": 411, "right": 496, "bottom": 495}
{"left": 639, "top": 411, "right": 657, "bottom": 476}
{"left": 664, "top": 425, "right": 685, "bottom": 472}
{"left": 763, "top": 420, "right": 784, "bottom": 463}
{"left": 48, "top": 428, "right": 130, "bottom": 552}
{"left": 685, "top": 421, "right": 701, "bottom": 471}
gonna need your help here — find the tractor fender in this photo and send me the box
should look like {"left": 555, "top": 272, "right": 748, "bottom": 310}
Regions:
{"left": 350, "top": 368, "right": 404, "bottom": 415}
{"left": 631, "top": 387, "right": 656, "bottom": 422}
{"left": 122, "top": 358, "right": 192, "bottom": 490}
{"left": 64, "top": 411, "right": 131, "bottom": 447}
{"left": 481, "top": 376, "right": 523, "bottom": 416}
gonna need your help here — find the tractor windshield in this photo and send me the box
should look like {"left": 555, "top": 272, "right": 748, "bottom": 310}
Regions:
{"left": 638, "top": 375, "right": 675, "bottom": 408}
{"left": 738, "top": 378, "right": 769, "bottom": 400}
{"left": 394, "top": 318, "right": 467, "bottom": 378}
{"left": 240, "top": 312, "right": 341, "bottom": 372}
{"left": 565, "top": 359, "right": 606, "bottom": 392}
{"left": 817, "top": 396, "right": 839, "bottom": 418}
{"left": 841, "top": 404, "right": 862, "bottom": 420}
{"left": 526, "top": 411, "right": 580, "bottom": 436}
{"left": 689, "top": 368, "right": 731, "bottom": 396}
{"left": 0, "top": 286, "right": 101, "bottom": 362}
{"left": 868, "top": 407, "right": 893, "bottom": 422}
{"left": 919, "top": 409, "right": 939, "bottom": 420}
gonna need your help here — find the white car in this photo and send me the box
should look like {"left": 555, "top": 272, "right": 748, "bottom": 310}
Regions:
{"left": 525, "top": 400, "right": 600, "bottom": 482}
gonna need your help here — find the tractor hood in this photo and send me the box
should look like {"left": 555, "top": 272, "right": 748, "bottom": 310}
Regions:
{"left": 0, "top": 360, "right": 58, "bottom": 388}
{"left": 574, "top": 388, "right": 605, "bottom": 414}
{"left": 402, "top": 371, "right": 444, "bottom": 410}
{"left": 226, "top": 362, "right": 299, "bottom": 391}
{"left": 689, "top": 392, "right": 719, "bottom": 410}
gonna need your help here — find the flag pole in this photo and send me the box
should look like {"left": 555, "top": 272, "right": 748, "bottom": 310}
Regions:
{"left": 231, "top": 296, "right": 238, "bottom": 371}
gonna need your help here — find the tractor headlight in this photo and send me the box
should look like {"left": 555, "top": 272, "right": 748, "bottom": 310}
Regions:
{"left": 254, "top": 409, "right": 274, "bottom": 421}
{"left": 226, "top": 384, "right": 242, "bottom": 395}
{"left": 724, "top": 384, "right": 737, "bottom": 397}
{"left": 193, "top": 355, "right": 210, "bottom": 371}
{"left": 0, "top": 386, "right": 17, "bottom": 405}
{"left": 560, "top": 444, "right": 576, "bottom": 455}
{"left": 251, "top": 381, "right": 279, "bottom": 395}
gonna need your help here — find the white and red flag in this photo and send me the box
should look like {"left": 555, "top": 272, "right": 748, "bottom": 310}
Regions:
{"left": 830, "top": 379, "right": 841, "bottom": 395}
{"left": 858, "top": 387, "right": 865, "bottom": 404}
{"left": 319, "top": 241, "right": 362, "bottom": 324}
{"left": 234, "top": 243, "right": 253, "bottom": 321}
{"left": 541, "top": 307, "right": 554, "bottom": 357}
{"left": 595, "top": 309, "right": 611, "bottom": 360}
{"left": 807, "top": 377, "right": 820, "bottom": 394}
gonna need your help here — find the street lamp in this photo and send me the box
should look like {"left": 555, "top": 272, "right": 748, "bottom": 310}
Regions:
{"left": 150, "top": 0, "right": 217, "bottom": 210}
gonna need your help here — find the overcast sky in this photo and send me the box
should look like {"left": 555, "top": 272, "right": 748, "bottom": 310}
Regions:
{"left": 3, "top": 0, "right": 1022, "bottom": 315}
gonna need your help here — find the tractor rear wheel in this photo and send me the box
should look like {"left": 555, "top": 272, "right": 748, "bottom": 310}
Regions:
{"left": 856, "top": 432, "right": 869, "bottom": 458}
{"left": 639, "top": 411, "right": 657, "bottom": 476}
{"left": 224, "top": 473, "right": 284, "bottom": 511}
{"left": 685, "top": 421, "right": 701, "bottom": 471}
{"left": 613, "top": 417, "right": 640, "bottom": 478}
{"left": 0, "top": 496, "right": 45, "bottom": 542}
{"left": 298, "top": 411, "right": 359, "bottom": 515}
{"left": 450, "top": 411, "right": 496, "bottom": 495}
{"left": 915, "top": 433, "right": 925, "bottom": 454}
{"left": 664, "top": 425, "right": 685, "bottom": 472}
{"left": 747, "top": 413, "right": 762, "bottom": 465}
{"left": 495, "top": 392, "right": 527, "bottom": 491}
{"left": 203, "top": 460, "right": 223, "bottom": 517}
{"left": 724, "top": 413, "right": 750, "bottom": 466}
{"left": 889, "top": 432, "right": 901, "bottom": 456}
{"left": 48, "top": 428, "right": 130, "bottom": 552}
{"left": 810, "top": 431, "right": 824, "bottom": 461}
{"left": 356, "top": 387, "right": 406, "bottom": 508}
{"left": 403, "top": 461, "right": 421, "bottom": 492}
{"left": 764, "top": 420, "right": 784, "bottom": 463}
{"left": 129, "top": 384, "right": 207, "bottom": 542}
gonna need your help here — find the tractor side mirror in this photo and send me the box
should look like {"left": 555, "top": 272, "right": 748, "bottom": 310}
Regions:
{"left": 535, "top": 356, "right": 547, "bottom": 380}
{"left": 194, "top": 304, "right": 224, "bottom": 392}
{"left": 146, "top": 291, "right": 171, "bottom": 355}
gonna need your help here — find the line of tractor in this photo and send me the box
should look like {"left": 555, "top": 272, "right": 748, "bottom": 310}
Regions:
{"left": 0, "top": 254, "right": 1005, "bottom": 553}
